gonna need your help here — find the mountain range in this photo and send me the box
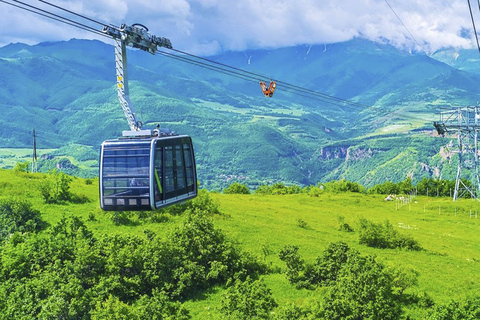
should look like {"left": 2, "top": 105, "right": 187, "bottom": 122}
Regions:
{"left": 1, "top": 38, "right": 479, "bottom": 189}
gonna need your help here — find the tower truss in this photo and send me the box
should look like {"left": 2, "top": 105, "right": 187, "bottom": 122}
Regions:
{"left": 435, "top": 106, "right": 480, "bottom": 200}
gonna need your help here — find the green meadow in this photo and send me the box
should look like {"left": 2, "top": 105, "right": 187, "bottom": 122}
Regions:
{"left": 1, "top": 168, "right": 480, "bottom": 318}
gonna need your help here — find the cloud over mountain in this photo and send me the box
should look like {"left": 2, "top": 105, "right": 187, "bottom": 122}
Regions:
{"left": 0, "top": 0, "right": 476, "bottom": 55}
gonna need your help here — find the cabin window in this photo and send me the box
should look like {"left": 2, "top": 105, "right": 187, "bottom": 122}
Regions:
{"left": 101, "top": 143, "right": 151, "bottom": 209}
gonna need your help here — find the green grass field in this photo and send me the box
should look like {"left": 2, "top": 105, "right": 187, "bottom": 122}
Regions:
{"left": 1, "top": 169, "right": 480, "bottom": 318}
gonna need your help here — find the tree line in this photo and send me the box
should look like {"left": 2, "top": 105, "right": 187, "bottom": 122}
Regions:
{"left": 223, "top": 177, "right": 470, "bottom": 198}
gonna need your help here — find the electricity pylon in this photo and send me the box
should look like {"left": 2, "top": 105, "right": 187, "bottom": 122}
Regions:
{"left": 434, "top": 106, "right": 480, "bottom": 200}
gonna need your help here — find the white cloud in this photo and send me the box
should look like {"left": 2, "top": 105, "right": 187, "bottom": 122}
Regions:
{"left": 0, "top": 0, "right": 476, "bottom": 54}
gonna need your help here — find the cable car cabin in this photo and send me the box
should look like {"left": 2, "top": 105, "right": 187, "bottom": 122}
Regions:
{"left": 100, "top": 135, "right": 197, "bottom": 211}
{"left": 259, "top": 81, "right": 276, "bottom": 97}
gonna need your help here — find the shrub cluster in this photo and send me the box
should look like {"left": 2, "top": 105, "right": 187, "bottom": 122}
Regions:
{"left": 227, "top": 177, "right": 466, "bottom": 198}
{"left": 426, "top": 296, "right": 480, "bottom": 319}
{"left": 322, "top": 179, "right": 365, "bottom": 193}
{"left": 0, "top": 212, "right": 264, "bottom": 318}
{"left": 252, "top": 180, "right": 365, "bottom": 196}
{"left": 367, "top": 177, "right": 469, "bottom": 198}
{"left": 357, "top": 218, "right": 422, "bottom": 250}
{"left": 223, "top": 182, "right": 250, "bottom": 194}
{"left": 0, "top": 198, "right": 44, "bottom": 242}
{"left": 220, "top": 277, "right": 277, "bottom": 319}
{"left": 278, "top": 242, "right": 420, "bottom": 319}
{"left": 255, "top": 183, "right": 302, "bottom": 195}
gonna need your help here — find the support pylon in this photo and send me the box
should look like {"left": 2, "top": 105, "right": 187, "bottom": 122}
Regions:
{"left": 434, "top": 106, "right": 480, "bottom": 200}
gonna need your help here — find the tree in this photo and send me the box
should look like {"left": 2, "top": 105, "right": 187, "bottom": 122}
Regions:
{"left": 398, "top": 177, "right": 413, "bottom": 194}
{"left": 223, "top": 182, "right": 250, "bottom": 194}
{"left": 368, "top": 181, "right": 399, "bottom": 194}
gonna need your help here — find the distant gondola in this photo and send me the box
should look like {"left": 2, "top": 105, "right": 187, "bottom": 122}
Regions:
{"left": 100, "top": 134, "right": 197, "bottom": 211}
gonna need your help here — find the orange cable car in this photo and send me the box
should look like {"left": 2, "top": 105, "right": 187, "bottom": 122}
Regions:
{"left": 259, "top": 81, "right": 276, "bottom": 97}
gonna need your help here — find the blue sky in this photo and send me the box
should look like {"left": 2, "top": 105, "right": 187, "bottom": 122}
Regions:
{"left": 0, "top": 0, "right": 477, "bottom": 55}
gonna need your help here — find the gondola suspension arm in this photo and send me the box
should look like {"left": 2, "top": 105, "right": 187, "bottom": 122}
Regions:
{"left": 102, "top": 23, "right": 172, "bottom": 133}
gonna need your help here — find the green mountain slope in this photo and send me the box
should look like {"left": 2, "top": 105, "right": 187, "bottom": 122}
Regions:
{"left": 0, "top": 38, "right": 478, "bottom": 187}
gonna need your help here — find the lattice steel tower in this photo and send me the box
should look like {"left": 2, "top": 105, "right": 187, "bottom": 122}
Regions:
{"left": 434, "top": 106, "right": 480, "bottom": 200}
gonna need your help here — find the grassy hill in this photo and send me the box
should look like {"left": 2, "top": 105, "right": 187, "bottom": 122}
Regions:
{"left": 1, "top": 39, "right": 480, "bottom": 188}
{"left": 2, "top": 169, "right": 480, "bottom": 318}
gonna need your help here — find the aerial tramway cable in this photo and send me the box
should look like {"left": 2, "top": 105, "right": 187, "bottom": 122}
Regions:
{"left": 0, "top": 0, "right": 446, "bottom": 128}
{"left": 169, "top": 46, "right": 370, "bottom": 108}
{"left": 0, "top": 0, "right": 441, "bottom": 123}
{"left": 4, "top": 0, "right": 108, "bottom": 38}
{"left": 0, "top": 0, "right": 370, "bottom": 109}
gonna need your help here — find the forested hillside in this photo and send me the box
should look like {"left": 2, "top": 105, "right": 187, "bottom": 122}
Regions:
{"left": 1, "top": 39, "right": 479, "bottom": 188}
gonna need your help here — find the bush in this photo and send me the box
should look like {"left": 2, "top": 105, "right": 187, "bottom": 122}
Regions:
{"left": 318, "top": 254, "right": 404, "bottom": 319}
{"left": 337, "top": 216, "right": 353, "bottom": 232}
{"left": 368, "top": 181, "right": 399, "bottom": 195}
{"left": 279, "top": 245, "right": 305, "bottom": 285}
{"left": 273, "top": 303, "right": 307, "bottom": 320}
{"left": 308, "top": 185, "right": 324, "bottom": 197}
{"left": 296, "top": 219, "right": 308, "bottom": 229}
{"left": 254, "top": 183, "right": 303, "bottom": 195}
{"left": 323, "top": 179, "right": 365, "bottom": 193}
{"left": 357, "top": 219, "right": 422, "bottom": 250}
{"left": 0, "top": 198, "right": 44, "bottom": 241}
{"left": 220, "top": 277, "right": 277, "bottom": 320}
{"left": 426, "top": 296, "right": 480, "bottom": 319}
{"left": 91, "top": 295, "right": 136, "bottom": 320}
{"left": 307, "top": 241, "right": 353, "bottom": 286}
{"left": 136, "top": 290, "right": 191, "bottom": 320}
{"left": 38, "top": 170, "right": 72, "bottom": 203}
{"left": 223, "top": 182, "right": 250, "bottom": 194}
{"left": 111, "top": 211, "right": 137, "bottom": 226}
{"left": 255, "top": 185, "right": 272, "bottom": 195}
{"left": 186, "top": 189, "right": 220, "bottom": 215}
{"left": 13, "top": 162, "right": 29, "bottom": 173}
{"left": 278, "top": 242, "right": 417, "bottom": 319}
{"left": 0, "top": 213, "right": 264, "bottom": 318}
